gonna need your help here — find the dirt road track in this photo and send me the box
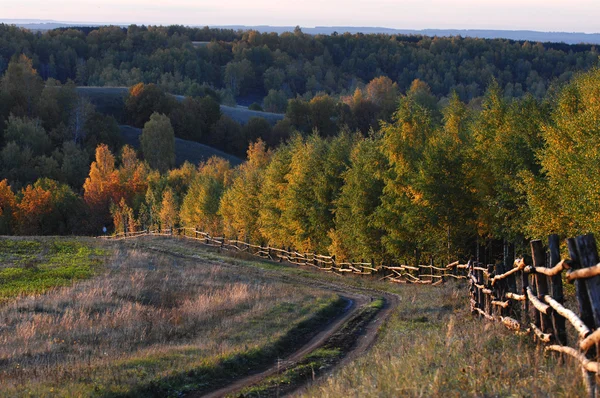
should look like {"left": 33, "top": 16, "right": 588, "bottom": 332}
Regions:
{"left": 118, "top": 237, "right": 400, "bottom": 397}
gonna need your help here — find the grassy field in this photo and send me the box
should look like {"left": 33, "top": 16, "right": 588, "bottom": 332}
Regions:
{"left": 0, "top": 237, "right": 341, "bottom": 397}
{"left": 301, "top": 282, "right": 586, "bottom": 397}
{"left": 0, "top": 237, "right": 107, "bottom": 302}
{"left": 0, "top": 235, "right": 589, "bottom": 397}
{"left": 116, "top": 237, "right": 587, "bottom": 396}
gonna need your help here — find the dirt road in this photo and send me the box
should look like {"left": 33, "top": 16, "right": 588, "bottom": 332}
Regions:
{"left": 117, "top": 236, "right": 400, "bottom": 397}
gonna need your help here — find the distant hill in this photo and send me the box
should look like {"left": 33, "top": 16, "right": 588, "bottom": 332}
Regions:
{"left": 4, "top": 19, "right": 600, "bottom": 44}
{"left": 75, "top": 87, "right": 284, "bottom": 126}
{"left": 212, "top": 26, "right": 600, "bottom": 45}
{"left": 120, "top": 125, "right": 243, "bottom": 167}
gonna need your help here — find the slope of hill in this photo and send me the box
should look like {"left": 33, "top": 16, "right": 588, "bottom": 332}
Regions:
{"left": 120, "top": 125, "right": 243, "bottom": 167}
{"left": 75, "top": 87, "right": 284, "bottom": 126}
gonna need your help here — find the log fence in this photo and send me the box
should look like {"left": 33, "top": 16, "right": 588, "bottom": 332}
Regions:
{"left": 100, "top": 227, "right": 468, "bottom": 284}
{"left": 468, "top": 233, "right": 600, "bottom": 397}
{"left": 101, "top": 228, "right": 600, "bottom": 395}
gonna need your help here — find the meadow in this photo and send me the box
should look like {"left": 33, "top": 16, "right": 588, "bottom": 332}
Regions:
{"left": 0, "top": 237, "right": 341, "bottom": 397}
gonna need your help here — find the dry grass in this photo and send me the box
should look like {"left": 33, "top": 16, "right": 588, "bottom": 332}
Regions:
{"left": 0, "top": 242, "right": 335, "bottom": 396}
{"left": 302, "top": 282, "right": 586, "bottom": 397}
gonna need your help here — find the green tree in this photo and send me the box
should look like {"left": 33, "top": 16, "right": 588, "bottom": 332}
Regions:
{"left": 526, "top": 68, "right": 600, "bottom": 237}
{"left": 375, "top": 86, "right": 437, "bottom": 259}
{"left": 220, "top": 140, "right": 271, "bottom": 241}
{"left": 330, "top": 136, "right": 386, "bottom": 261}
{"left": 4, "top": 115, "right": 51, "bottom": 156}
{"left": 125, "top": 82, "right": 176, "bottom": 127}
{"left": 140, "top": 112, "right": 175, "bottom": 173}
{"left": 0, "top": 54, "right": 43, "bottom": 117}
{"left": 243, "top": 117, "right": 272, "bottom": 145}
{"left": 180, "top": 157, "right": 231, "bottom": 234}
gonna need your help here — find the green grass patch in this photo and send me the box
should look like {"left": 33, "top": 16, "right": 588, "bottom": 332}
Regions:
{"left": 80, "top": 294, "right": 347, "bottom": 397}
{"left": 0, "top": 238, "right": 108, "bottom": 301}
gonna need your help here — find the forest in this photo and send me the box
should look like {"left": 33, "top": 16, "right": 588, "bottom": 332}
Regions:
{"left": 1, "top": 23, "right": 599, "bottom": 103}
{"left": 1, "top": 24, "right": 600, "bottom": 263}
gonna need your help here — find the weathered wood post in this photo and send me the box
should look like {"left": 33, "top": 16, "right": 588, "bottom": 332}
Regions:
{"left": 494, "top": 260, "right": 505, "bottom": 317}
{"left": 575, "top": 234, "right": 600, "bottom": 326}
{"left": 521, "top": 256, "right": 530, "bottom": 326}
{"left": 476, "top": 262, "right": 484, "bottom": 312}
{"left": 506, "top": 247, "right": 519, "bottom": 320}
{"left": 548, "top": 234, "right": 567, "bottom": 345}
{"left": 569, "top": 236, "right": 598, "bottom": 397}
{"left": 531, "top": 240, "right": 552, "bottom": 337}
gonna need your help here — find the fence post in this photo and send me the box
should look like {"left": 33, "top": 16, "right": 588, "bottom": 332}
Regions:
{"left": 521, "top": 257, "right": 530, "bottom": 326}
{"left": 575, "top": 234, "right": 600, "bottom": 326}
{"left": 506, "top": 249, "right": 519, "bottom": 320}
{"left": 569, "top": 236, "right": 597, "bottom": 397}
{"left": 494, "top": 260, "right": 505, "bottom": 317}
{"left": 548, "top": 234, "right": 567, "bottom": 345}
{"left": 531, "top": 240, "right": 552, "bottom": 338}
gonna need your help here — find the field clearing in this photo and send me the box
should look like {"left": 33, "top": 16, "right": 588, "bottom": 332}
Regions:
{"left": 302, "top": 282, "right": 586, "bottom": 397}
{"left": 0, "top": 235, "right": 590, "bottom": 397}
{"left": 0, "top": 237, "right": 341, "bottom": 397}
{"left": 117, "top": 237, "right": 587, "bottom": 396}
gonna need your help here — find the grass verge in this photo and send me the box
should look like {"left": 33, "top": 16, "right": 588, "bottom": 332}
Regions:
{"left": 0, "top": 237, "right": 107, "bottom": 302}
{"left": 235, "top": 298, "right": 385, "bottom": 397}
{"left": 301, "top": 283, "right": 586, "bottom": 397}
{"left": 0, "top": 240, "right": 346, "bottom": 397}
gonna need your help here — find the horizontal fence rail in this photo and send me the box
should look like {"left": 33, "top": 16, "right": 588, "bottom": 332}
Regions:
{"left": 468, "top": 233, "right": 600, "bottom": 397}
{"left": 99, "top": 227, "right": 468, "bottom": 285}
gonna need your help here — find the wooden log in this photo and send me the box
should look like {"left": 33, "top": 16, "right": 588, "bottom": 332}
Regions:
{"left": 575, "top": 234, "right": 600, "bottom": 328}
{"left": 548, "top": 234, "right": 568, "bottom": 346}
{"left": 534, "top": 259, "right": 568, "bottom": 276}
{"left": 567, "top": 264, "right": 600, "bottom": 281}
{"left": 530, "top": 323, "right": 552, "bottom": 343}
{"left": 474, "top": 307, "right": 494, "bottom": 321}
{"left": 520, "top": 256, "right": 530, "bottom": 326}
{"left": 494, "top": 261, "right": 506, "bottom": 317}
{"left": 446, "top": 260, "right": 460, "bottom": 269}
{"left": 544, "top": 295, "right": 591, "bottom": 339}
{"left": 491, "top": 261, "right": 525, "bottom": 286}
{"left": 527, "top": 286, "right": 551, "bottom": 315}
{"left": 581, "top": 329, "right": 600, "bottom": 353}
{"left": 546, "top": 345, "right": 600, "bottom": 373}
{"left": 492, "top": 300, "right": 510, "bottom": 309}
{"left": 506, "top": 292, "right": 526, "bottom": 301}
{"left": 532, "top": 240, "right": 553, "bottom": 336}
{"left": 500, "top": 316, "right": 521, "bottom": 331}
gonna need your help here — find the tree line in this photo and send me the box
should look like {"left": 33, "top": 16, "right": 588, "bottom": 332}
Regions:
{"left": 1, "top": 23, "right": 598, "bottom": 106}
{"left": 2, "top": 66, "right": 600, "bottom": 262}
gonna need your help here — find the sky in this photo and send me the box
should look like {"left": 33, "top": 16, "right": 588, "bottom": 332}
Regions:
{"left": 2, "top": 0, "right": 599, "bottom": 33}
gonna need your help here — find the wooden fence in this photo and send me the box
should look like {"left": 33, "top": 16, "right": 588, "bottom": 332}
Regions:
{"left": 468, "top": 233, "right": 600, "bottom": 397}
{"left": 101, "top": 228, "right": 600, "bottom": 395}
{"left": 101, "top": 227, "right": 468, "bottom": 284}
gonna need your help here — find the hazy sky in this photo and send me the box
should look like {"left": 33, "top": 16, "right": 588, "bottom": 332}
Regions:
{"left": 3, "top": 0, "right": 599, "bottom": 33}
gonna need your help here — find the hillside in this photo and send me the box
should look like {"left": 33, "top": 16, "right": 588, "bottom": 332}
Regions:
{"left": 75, "top": 87, "right": 284, "bottom": 126}
{"left": 119, "top": 125, "right": 243, "bottom": 167}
